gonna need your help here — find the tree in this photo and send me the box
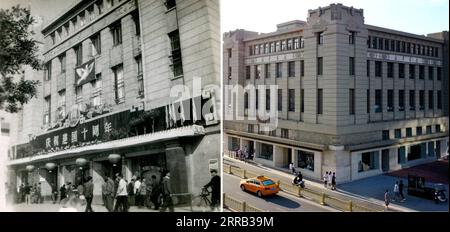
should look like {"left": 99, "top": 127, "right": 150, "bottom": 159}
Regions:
{"left": 0, "top": 5, "right": 41, "bottom": 113}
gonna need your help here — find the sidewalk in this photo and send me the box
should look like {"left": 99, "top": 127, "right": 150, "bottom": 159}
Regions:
{"left": 224, "top": 156, "right": 412, "bottom": 212}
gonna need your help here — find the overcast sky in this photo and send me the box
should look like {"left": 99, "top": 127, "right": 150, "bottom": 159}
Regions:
{"left": 221, "top": 0, "right": 449, "bottom": 36}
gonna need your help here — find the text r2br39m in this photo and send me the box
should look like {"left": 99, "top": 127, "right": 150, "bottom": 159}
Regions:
{"left": 220, "top": 217, "right": 274, "bottom": 227}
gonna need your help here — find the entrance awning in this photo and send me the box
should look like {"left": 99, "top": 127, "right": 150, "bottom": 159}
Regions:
{"left": 7, "top": 125, "right": 205, "bottom": 166}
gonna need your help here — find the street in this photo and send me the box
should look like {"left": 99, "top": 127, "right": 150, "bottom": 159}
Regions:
{"left": 223, "top": 173, "right": 334, "bottom": 212}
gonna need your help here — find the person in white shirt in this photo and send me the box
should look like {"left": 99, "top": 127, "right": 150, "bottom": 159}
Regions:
{"left": 114, "top": 174, "right": 128, "bottom": 212}
{"left": 393, "top": 181, "right": 401, "bottom": 202}
{"left": 134, "top": 177, "right": 142, "bottom": 208}
{"left": 327, "top": 171, "right": 332, "bottom": 188}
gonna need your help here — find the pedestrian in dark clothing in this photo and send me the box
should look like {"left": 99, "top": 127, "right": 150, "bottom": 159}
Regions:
{"left": 84, "top": 176, "right": 94, "bottom": 212}
{"left": 150, "top": 175, "right": 161, "bottom": 210}
{"left": 384, "top": 189, "right": 390, "bottom": 211}
{"left": 399, "top": 180, "right": 405, "bottom": 202}
{"left": 59, "top": 184, "right": 67, "bottom": 203}
{"left": 160, "top": 171, "right": 174, "bottom": 212}
{"left": 331, "top": 172, "right": 337, "bottom": 190}
{"left": 102, "top": 175, "right": 115, "bottom": 212}
{"left": 204, "top": 170, "right": 220, "bottom": 208}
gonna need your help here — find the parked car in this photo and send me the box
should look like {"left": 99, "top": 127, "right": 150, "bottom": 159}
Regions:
{"left": 240, "top": 176, "right": 280, "bottom": 197}
{"left": 408, "top": 175, "right": 448, "bottom": 203}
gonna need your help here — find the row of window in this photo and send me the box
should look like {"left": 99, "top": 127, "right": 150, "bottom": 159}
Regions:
{"left": 367, "top": 60, "right": 442, "bottom": 80}
{"left": 382, "top": 125, "right": 442, "bottom": 141}
{"left": 248, "top": 37, "right": 305, "bottom": 56}
{"left": 371, "top": 89, "right": 442, "bottom": 113}
{"left": 243, "top": 89, "right": 316, "bottom": 114}
{"left": 367, "top": 36, "right": 439, "bottom": 58}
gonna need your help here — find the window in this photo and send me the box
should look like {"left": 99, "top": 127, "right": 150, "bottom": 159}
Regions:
{"left": 398, "top": 63, "right": 405, "bottom": 78}
{"left": 74, "top": 44, "right": 82, "bottom": 66}
{"left": 409, "top": 90, "right": 415, "bottom": 110}
{"left": 437, "top": 90, "right": 442, "bottom": 109}
{"left": 412, "top": 44, "right": 416, "bottom": 54}
{"left": 90, "top": 33, "right": 101, "bottom": 56}
{"left": 387, "top": 90, "right": 393, "bottom": 112}
{"left": 378, "top": 38, "right": 383, "bottom": 50}
{"left": 136, "top": 56, "right": 144, "bottom": 97}
{"left": 419, "top": 65, "right": 424, "bottom": 79}
{"left": 64, "top": 22, "right": 70, "bottom": 36}
{"left": 396, "top": 40, "right": 400, "bottom": 52}
{"left": 164, "top": 0, "right": 176, "bottom": 10}
{"left": 375, "top": 89, "right": 382, "bottom": 113}
{"left": 287, "top": 39, "right": 292, "bottom": 50}
{"left": 317, "top": 57, "right": 323, "bottom": 75}
{"left": 254, "top": 45, "right": 259, "bottom": 55}
{"left": 300, "top": 60, "right": 304, "bottom": 77}
{"left": 428, "top": 90, "right": 434, "bottom": 109}
{"left": 375, "top": 61, "right": 382, "bottom": 77}
{"left": 58, "top": 90, "right": 66, "bottom": 117}
{"left": 92, "top": 74, "right": 103, "bottom": 106}
{"left": 294, "top": 38, "right": 299, "bottom": 49}
{"left": 265, "top": 64, "right": 270, "bottom": 78}
{"left": 276, "top": 63, "right": 282, "bottom": 78}
{"left": 106, "top": 0, "right": 114, "bottom": 8}
{"left": 359, "top": 151, "right": 379, "bottom": 172}
{"left": 270, "top": 42, "right": 275, "bottom": 53}
{"left": 264, "top": 43, "right": 269, "bottom": 53}
{"left": 317, "top": 32, "right": 324, "bottom": 45}
{"left": 384, "top": 39, "right": 389, "bottom": 51}
{"left": 278, "top": 89, "right": 282, "bottom": 111}
{"left": 113, "top": 64, "right": 125, "bottom": 103}
{"left": 50, "top": 33, "right": 55, "bottom": 45}
{"left": 132, "top": 11, "right": 140, "bottom": 36}
{"left": 349, "top": 89, "right": 355, "bottom": 115}
{"left": 259, "top": 144, "right": 273, "bottom": 160}
{"left": 259, "top": 44, "right": 264, "bottom": 54}
{"left": 349, "top": 31, "right": 355, "bottom": 44}
{"left": 416, "top": 127, "right": 422, "bottom": 136}
{"left": 406, "top": 128, "right": 412, "bottom": 137}
{"left": 382, "top": 130, "right": 390, "bottom": 140}
{"left": 367, "top": 36, "right": 371, "bottom": 48}
{"left": 300, "top": 37, "right": 305, "bottom": 48}
{"left": 395, "top": 129, "right": 402, "bottom": 138}
{"left": 79, "top": 12, "right": 85, "bottom": 27}
{"left": 255, "top": 65, "right": 261, "bottom": 79}
{"left": 168, "top": 30, "right": 183, "bottom": 77}
{"left": 349, "top": 57, "right": 355, "bottom": 76}
{"left": 419, "top": 90, "right": 424, "bottom": 110}
{"left": 97, "top": 0, "right": 104, "bottom": 14}
{"left": 407, "top": 43, "right": 411, "bottom": 53}
{"left": 265, "top": 89, "right": 271, "bottom": 110}
{"left": 390, "top": 40, "right": 395, "bottom": 52}
{"left": 437, "top": 67, "right": 441, "bottom": 80}
{"left": 249, "top": 46, "right": 253, "bottom": 56}
{"left": 255, "top": 89, "right": 259, "bottom": 110}
{"left": 244, "top": 92, "right": 249, "bottom": 109}
{"left": 281, "top": 128, "right": 289, "bottom": 139}
{"left": 401, "top": 41, "right": 405, "bottom": 53}
{"left": 372, "top": 37, "right": 377, "bottom": 49}
{"left": 111, "top": 21, "right": 122, "bottom": 46}
{"left": 387, "top": 62, "right": 393, "bottom": 78}
{"left": 275, "top": 41, "right": 280, "bottom": 52}
{"left": 399, "top": 90, "right": 405, "bottom": 111}
{"left": 426, "top": 125, "right": 432, "bottom": 134}
{"left": 288, "top": 89, "right": 295, "bottom": 112}
{"left": 317, "top": 89, "right": 323, "bottom": 115}
{"left": 44, "top": 61, "right": 52, "bottom": 81}
{"left": 59, "top": 53, "right": 66, "bottom": 73}
{"left": 281, "top": 40, "right": 286, "bottom": 51}
{"left": 227, "top": 48, "right": 232, "bottom": 58}
{"left": 367, "top": 60, "right": 370, "bottom": 77}
{"left": 44, "top": 96, "right": 51, "bottom": 125}
{"left": 398, "top": 147, "right": 406, "bottom": 164}
{"left": 367, "top": 89, "right": 370, "bottom": 113}
{"left": 75, "top": 85, "right": 83, "bottom": 103}
{"left": 246, "top": 66, "right": 250, "bottom": 79}
{"left": 87, "top": 5, "right": 95, "bottom": 21}
{"left": 226, "top": 66, "right": 231, "bottom": 77}
{"left": 435, "top": 125, "right": 441, "bottom": 133}
{"left": 288, "top": 61, "right": 295, "bottom": 77}
{"left": 301, "top": 89, "right": 305, "bottom": 113}
{"left": 409, "top": 64, "right": 415, "bottom": 79}
{"left": 297, "top": 150, "right": 314, "bottom": 171}
{"left": 428, "top": 66, "right": 434, "bottom": 80}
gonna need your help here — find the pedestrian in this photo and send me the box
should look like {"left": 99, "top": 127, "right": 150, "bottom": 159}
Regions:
{"left": 327, "top": 171, "right": 332, "bottom": 188}
{"left": 150, "top": 175, "right": 161, "bottom": 210}
{"left": 24, "top": 183, "right": 31, "bottom": 205}
{"left": 204, "top": 169, "right": 220, "bottom": 209}
{"left": 134, "top": 177, "right": 142, "bottom": 208}
{"left": 331, "top": 172, "right": 337, "bottom": 190}
{"left": 19, "top": 183, "right": 25, "bottom": 203}
{"left": 399, "top": 180, "right": 406, "bottom": 202}
{"left": 384, "top": 189, "right": 390, "bottom": 211}
{"left": 393, "top": 181, "right": 401, "bottom": 202}
{"left": 160, "top": 171, "right": 174, "bottom": 212}
{"left": 127, "top": 176, "right": 136, "bottom": 207}
{"left": 51, "top": 183, "right": 58, "bottom": 204}
{"left": 84, "top": 176, "right": 94, "bottom": 212}
{"left": 102, "top": 175, "right": 115, "bottom": 212}
{"left": 138, "top": 178, "right": 147, "bottom": 208}
{"left": 289, "top": 162, "right": 295, "bottom": 174}
{"left": 323, "top": 172, "right": 328, "bottom": 188}
{"left": 114, "top": 173, "right": 129, "bottom": 212}
{"left": 77, "top": 182, "right": 85, "bottom": 199}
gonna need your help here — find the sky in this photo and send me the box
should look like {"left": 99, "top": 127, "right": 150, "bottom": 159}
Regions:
{"left": 221, "top": 0, "right": 449, "bottom": 36}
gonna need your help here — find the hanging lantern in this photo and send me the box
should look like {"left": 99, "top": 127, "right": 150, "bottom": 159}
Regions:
{"left": 108, "top": 154, "right": 121, "bottom": 166}
{"left": 75, "top": 158, "right": 88, "bottom": 167}
{"left": 45, "top": 162, "right": 57, "bottom": 172}
{"left": 25, "top": 165, "right": 35, "bottom": 172}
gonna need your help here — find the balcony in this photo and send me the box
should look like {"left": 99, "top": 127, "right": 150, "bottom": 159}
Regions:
{"left": 132, "top": 36, "right": 141, "bottom": 57}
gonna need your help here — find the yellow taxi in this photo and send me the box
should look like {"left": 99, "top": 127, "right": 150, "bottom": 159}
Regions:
{"left": 240, "top": 176, "right": 280, "bottom": 197}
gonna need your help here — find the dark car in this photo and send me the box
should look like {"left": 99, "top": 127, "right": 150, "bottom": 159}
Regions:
{"left": 408, "top": 175, "right": 448, "bottom": 203}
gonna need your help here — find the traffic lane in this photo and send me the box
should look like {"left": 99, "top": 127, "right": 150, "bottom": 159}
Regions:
{"left": 225, "top": 158, "right": 294, "bottom": 183}
{"left": 224, "top": 173, "right": 333, "bottom": 212}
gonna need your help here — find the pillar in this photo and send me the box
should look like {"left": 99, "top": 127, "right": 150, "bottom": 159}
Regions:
{"left": 92, "top": 161, "right": 103, "bottom": 204}
{"left": 165, "top": 140, "right": 188, "bottom": 194}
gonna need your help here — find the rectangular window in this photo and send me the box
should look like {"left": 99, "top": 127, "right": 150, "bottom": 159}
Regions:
{"left": 92, "top": 74, "right": 103, "bottom": 106}
{"left": 428, "top": 90, "right": 434, "bottom": 109}
{"left": 349, "top": 31, "right": 355, "bottom": 44}
{"left": 294, "top": 38, "right": 299, "bottom": 49}
{"left": 136, "top": 56, "right": 144, "bottom": 97}
{"left": 428, "top": 66, "right": 434, "bottom": 80}
{"left": 255, "top": 65, "right": 261, "bottom": 79}
{"left": 259, "top": 144, "right": 273, "bottom": 161}
{"left": 375, "top": 89, "right": 382, "bottom": 113}
{"left": 372, "top": 37, "right": 377, "bottom": 49}
{"left": 367, "top": 89, "right": 370, "bottom": 113}
{"left": 270, "top": 42, "right": 275, "bottom": 53}
{"left": 278, "top": 89, "right": 282, "bottom": 111}
{"left": 359, "top": 151, "right": 379, "bottom": 172}
{"left": 276, "top": 63, "right": 282, "bottom": 78}
{"left": 367, "top": 36, "right": 371, "bottom": 48}
{"left": 387, "top": 62, "right": 394, "bottom": 78}
{"left": 265, "top": 64, "right": 270, "bottom": 78}
{"left": 75, "top": 85, "right": 83, "bottom": 104}
{"left": 300, "top": 60, "right": 304, "bottom": 77}
{"left": 349, "top": 57, "right": 355, "bottom": 76}
{"left": 318, "top": 32, "right": 324, "bottom": 45}
{"left": 437, "top": 90, "right": 442, "bottom": 109}
{"left": 419, "top": 90, "right": 425, "bottom": 110}
{"left": 113, "top": 64, "right": 125, "bottom": 103}
{"left": 398, "top": 147, "right": 406, "bottom": 164}
{"left": 419, "top": 65, "right": 425, "bottom": 79}
{"left": 395, "top": 129, "right": 402, "bottom": 138}
{"left": 300, "top": 37, "right": 305, "bottom": 48}
{"left": 398, "top": 63, "right": 405, "bottom": 78}
{"left": 244, "top": 92, "right": 248, "bottom": 109}
{"left": 367, "top": 60, "right": 370, "bottom": 77}
{"left": 59, "top": 53, "right": 66, "bottom": 73}
{"left": 382, "top": 130, "right": 390, "bottom": 140}
{"left": 246, "top": 66, "right": 250, "bottom": 79}
{"left": 391, "top": 40, "right": 395, "bottom": 52}
{"left": 297, "top": 150, "right": 314, "bottom": 171}
{"left": 387, "top": 89, "right": 394, "bottom": 112}
{"left": 281, "top": 129, "right": 289, "bottom": 139}
{"left": 132, "top": 11, "right": 140, "bottom": 36}
{"left": 57, "top": 90, "right": 66, "bottom": 118}
{"left": 74, "top": 44, "right": 82, "bottom": 66}
{"left": 375, "top": 61, "right": 382, "bottom": 77}
{"left": 437, "top": 67, "right": 442, "bottom": 80}
{"left": 412, "top": 44, "right": 416, "bottom": 54}
{"left": 406, "top": 128, "right": 412, "bottom": 137}
{"left": 396, "top": 41, "right": 400, "bottom": 52}
{"left": 281, "top": 40, "right": 286, "bottom": 51}
{"left": 164, "top": 0, "right": 176, "bottom": 10}
{"left": 317, "top": 57, "right": 323, "bottom": 75}
{"left": 255, "top": 89, "right": 259, "bottom": 110}
{"left": 349, "top": 89, "right": 355, "bottom": 115}
{"left": 44, "top": 96, "right": 51, "bottom": 125}
{"left": 97, "top": 0, "right": 104, "bottom": 14}
{"left": 401, "top": 41, "right": 405, "bottom": 53}
{"left": 378, "top": 37, "right": 383, "bottom": 50}
{"left": 275, "top": 41, "right": 280, "bottom": 52}
{"left": 399, "top": 90, "right": 405, "bottom": 111}
{"left": 416, "top": 127, "right": 422, "bottom": 136}
{"left": 266, "top": 89, "right": 270, "bottom": 110}
{"left": 111, "top": 21, "right": 122, "bottom": 46}
{"left": 409, "top": 90, "right": 415, "bottom": 110}
{"left": 426, "top": 125, "right": 432, "bottom": 134}
{"left": 168, "top": 30, "right": 183, "bottom": 77}
{"left": 91, "top": 33, "right": 101, "bottom": 56}
{"left": 288, "top": 61, "right": 295, "bottom": 77}
{"left": 385, "top": 39, "right": 389, "bottom": 51}
{"left": 79, "top": 12, "right": 85, "bottom": 27}
{"left": 249, "top": 46, "right": 253, "bottom": 56}
{"left": 435, "top": 125, "right": 441, "bottom": 133}
{"left": 264, "top": 43, "right": 269, "bottom": 54}
{"left": 409, "top": 64, "right": 415, "bottom": 79}
{"left": 254, "top": 45, "right": 259, "bottom": 55}
{"left": 407, "top": 43, "right": 411, "bottom": 53}
{"left": 301, "top": 89, "right": 305, "bottom": 113}
{"left": 317, "top": 89, "right": 323, "bottom": 115}
{"left": 287, "top": 39, "right": 292, "bottom": 50}
{"left": 288, "top": 89, "right": 295, "bottom": 112}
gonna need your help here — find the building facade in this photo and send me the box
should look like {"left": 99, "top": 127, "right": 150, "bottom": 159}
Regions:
{"left": 223, "top": 3, "right": 449, "bottom": 182}
{"left": 7, "top": 0, "right": 220, "bottom": 205}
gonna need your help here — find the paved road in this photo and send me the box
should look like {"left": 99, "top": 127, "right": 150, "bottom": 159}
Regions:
{"left": 223, "top": 173, "right": 334, "bottom": 212}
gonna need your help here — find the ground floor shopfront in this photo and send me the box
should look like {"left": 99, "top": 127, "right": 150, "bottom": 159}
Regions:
{"left": 8, "top": 125, "right": 220, "bottom": 205}
{"left": 224, "top": 132, "right": 449, "bottom": 183}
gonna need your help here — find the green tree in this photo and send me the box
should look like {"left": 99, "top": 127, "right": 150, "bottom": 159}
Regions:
{"left": 0, "top": 5, "right": 41, "bottom": 113}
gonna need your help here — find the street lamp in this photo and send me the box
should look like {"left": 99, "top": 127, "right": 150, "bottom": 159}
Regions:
{"left": 45, "top": 162, "right": 56, "bottom": 173}
{"left": 108, "top": 154, "right": 121, "bottom": 166}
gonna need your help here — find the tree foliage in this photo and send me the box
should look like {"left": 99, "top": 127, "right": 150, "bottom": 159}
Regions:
{"left": 0, "top": 5, "right": 41, "bottom": 113}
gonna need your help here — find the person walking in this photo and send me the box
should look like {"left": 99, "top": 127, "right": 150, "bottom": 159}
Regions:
{"left": 160, "top": 171, "right": 174, "bottom": 212}
{"left": 203, "top": 170, "right": 220, "bottom": 209}
{"left": 323, "top": 172, "right": 328, "bottom": 188}
{"left": 36, "top": 183, "right": 42, "bottom": 204}
{"left": 289, "top": 162, "right": 295, "bottom": 174}
{"left": 393, "top": 181, "right": 401, "bottom": 202}
{"left": 399, "top": 180, "right": 406, "bottom": 202}
{"left": 59, "top": 184, "right": 67, "bottom": 203}
{"left": 102, "top": 175, "right": 115, "bottom": 212}
{"left": 327, "top": 171, "right": 332, "bottom": 188}
{"left": 84, "top": 176, "right": 94, "bottom": 212}
{"left": 114, "top": 174, "right": 129, "bottom": 212}
{"left": 127, "top": 177, "right": 136, "bottom": 208}
{"left": 134, "top": 177, "right": 142, "bottom": 208}
{"left": 138, "top": 178, "right": 147, "bottom": 208}
{"left": 384, "top": 189, "right": 390, "bottom": 211}
{"left": 24, "top": 183, "right": 31, "bottom": 205}
{"left": 150, "top": 175, "right": 161, "bottom": 210}
{"left": 331, "top": 172, "right": 337, "bottom": 190}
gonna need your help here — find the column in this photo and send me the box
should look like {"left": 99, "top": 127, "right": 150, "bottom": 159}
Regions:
{"left": 92, "top": 161, "right": 103, "bottom": 204}
{"left": 165, "top": 140, "right": 188, "bottom": 194}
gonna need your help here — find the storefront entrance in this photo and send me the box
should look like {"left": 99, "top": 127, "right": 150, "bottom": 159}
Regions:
{"left": 130, "top": 153, "right": 166, "bottom": 182}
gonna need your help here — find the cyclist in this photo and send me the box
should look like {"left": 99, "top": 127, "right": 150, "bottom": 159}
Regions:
{"left": 203, "top": 169, "right": 220, "bottom": 208}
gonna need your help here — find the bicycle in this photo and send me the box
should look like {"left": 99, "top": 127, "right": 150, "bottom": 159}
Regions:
{"left": 191, "top": 187, "right": 218, "bottom": 211}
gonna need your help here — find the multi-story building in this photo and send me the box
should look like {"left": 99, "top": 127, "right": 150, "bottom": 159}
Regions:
{"left": 7, "top": 0, "right": 220, "bottom": 205}
{"left": 223, "top": 3, "right": 449, "bottom": 182}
